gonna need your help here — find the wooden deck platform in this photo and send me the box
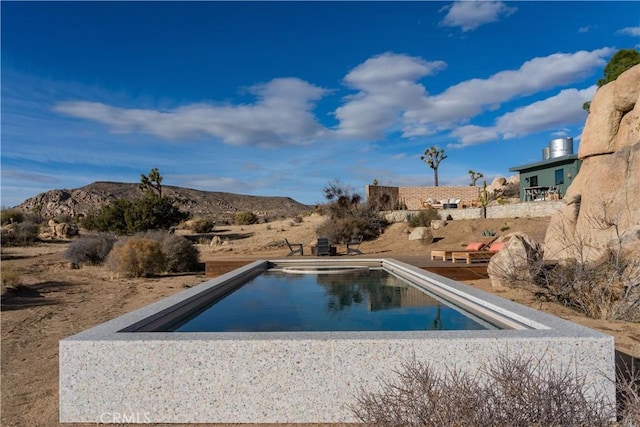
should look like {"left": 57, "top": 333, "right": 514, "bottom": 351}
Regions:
{"left": 204, "top": 256, "right": 488, "bottom": 281}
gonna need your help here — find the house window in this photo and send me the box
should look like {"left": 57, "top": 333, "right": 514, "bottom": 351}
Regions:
{"left": 555, "top": 169, "right": 564, "bottom": 185}
{"left": 529, "top": 175, "right": 538, "bottom": 187}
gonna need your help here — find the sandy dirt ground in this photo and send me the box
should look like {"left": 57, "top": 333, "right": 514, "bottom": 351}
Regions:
{"left": 2, "top": 213, "right": 638, "bottom": 426}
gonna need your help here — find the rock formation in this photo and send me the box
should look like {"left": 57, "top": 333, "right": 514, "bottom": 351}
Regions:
{"left": 544, "top": 64, "right": 640, "bottom": 262}
{"left": 487, "top": 232, "right": 543, "bottom": 288}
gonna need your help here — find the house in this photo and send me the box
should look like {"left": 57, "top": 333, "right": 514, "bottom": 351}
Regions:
{"left": 509, "top": 138, "right": 581, "bottom": 201}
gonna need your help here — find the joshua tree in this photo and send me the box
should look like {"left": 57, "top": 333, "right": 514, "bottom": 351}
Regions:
{"left": 420, "top": 146, "right": 447, "bottom": 187}
{"left": 469, "top": 170, "right": 483, "bottom": 186}
{"left": 139, "top": 167, "right": 163, "bottom": 197}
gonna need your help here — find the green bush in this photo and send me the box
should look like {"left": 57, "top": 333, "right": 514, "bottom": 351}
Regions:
{"left": 64, "top": 233, "right": 116, "bottom": 265}
{"left": 106, "top": 237, "right": 166, "bottom": 278}
{"left": 234, "top": 211, "right": 259, "bottom": 225}
{"left": 82, "top": 195, "right": 189, "bottom": 235}
{"left": 316, "top": 210, "right": 388, "bottom": 244}
{"left": 408, "top": 208, "right": 441, "bottom": 228}
{"left": 0, "top": 221, "right": 40, "bottom": 246}
{"left": 1, "top": 208, "right": 24, "bottom": 225}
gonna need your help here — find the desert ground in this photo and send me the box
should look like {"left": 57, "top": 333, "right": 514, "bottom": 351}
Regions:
{"left": 1, "top": 213, "right": 638, "bottom": 426}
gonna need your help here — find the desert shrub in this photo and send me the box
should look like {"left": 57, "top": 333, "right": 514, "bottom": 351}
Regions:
{"left": 537, "top": 250, "right": 640, "bottom": 322}
{"left": 142, "top": 231, "right": 200, "bottom": 273}
{"left": 292, "top": 215, "right": 303, "bottom": 224}
{"left": 316, "top": 209, "right": 387, "bottom": 244}
{"left": 352, "top": 353, "right": 613, "bottom": 426}
{"left": 1, "top": 221, "right": 40, "bottom": 246}
{"left": 1, "top": 264, "right": 21, "bottom": 293}
{"left": 64, "top": 233, "right": 117, "bottom": 266}
{"left": 82, "top": 195, "right": 188, "bottom": 235}
{"left": 234, "top": 211, "right": 258, "bottom": 225}
{"left": 189, "top": 217, "right": 216, "bottom": 233}
{"left": 106, "top": 237, "right": 166, "bottom": 278}
{"left": 408, "top": 208, "right": 441, "bottom": 228}
{"left": 1, "top": 208, "right": 24, "bottom": 225}
{"left": 617, "top": 360, "right": 640, "bottom": 425}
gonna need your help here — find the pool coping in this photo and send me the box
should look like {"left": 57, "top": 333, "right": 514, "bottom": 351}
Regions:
{"left": 60, "top": 258, "right": 615, "bottom": 423}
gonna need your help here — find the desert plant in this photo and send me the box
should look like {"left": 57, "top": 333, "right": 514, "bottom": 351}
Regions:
{"left": 352, "top": 353, "right": 613, "bottom": 426}
{"left": 105, "top": 236, "right": 166, "bottom": 278}
{"left": 317, "top": 180, "right": 388, "bottom": 244}
{"left": 1, "top": 264, "right": 21, "bottom": 293}
{"left": 82, "top": 194, "right": 188, "bottom": 235}
{"left": 482, "top": 229, "right": 496, "bottom": 237}
{"left": 189, "top": 217, "right": 216, "bottom": 234}
{"left": 1, "top": 208, "right": 24, "bottom": 225}
{"left": 421, "top": 146, "right": 447, "bottom": 187}
{"left": 408, "top": 208, "right": 441, "bottom": 228}
{"left": 64, "top": 233, "right": 117, "bottom": 265}
{"left": 233, "top": 211, "right": 259, "bottom": 225}
{"left": 142, "top": 231, "right": 200, "bottom": 273}
{"left": 1, "top": 221, "right": 40, "bottom": 246}
{"left": 469, "top": 169, "right": 483, "bottom": 186}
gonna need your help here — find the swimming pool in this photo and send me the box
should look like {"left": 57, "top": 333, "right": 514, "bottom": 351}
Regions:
{"left": 162, "top": 268, "right": 497, "bottom": 332}
{"left": 60, "top": 258, "right": 615, "bottom": 423}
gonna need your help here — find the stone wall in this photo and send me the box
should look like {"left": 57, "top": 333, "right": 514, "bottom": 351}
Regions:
{"left": 384, "top": 200, "right": 563, "bottom": 222}
{"left": 367, "top": 185, "right": 480, "bottom": 210}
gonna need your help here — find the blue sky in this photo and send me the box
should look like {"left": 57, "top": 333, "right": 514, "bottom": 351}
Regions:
{"left": 2, "top": 1, "right": 639, "bottom": 208}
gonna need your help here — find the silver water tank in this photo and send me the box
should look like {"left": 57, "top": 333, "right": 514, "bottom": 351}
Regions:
{"left": 549, "top": 137, "right": 573, "bottom": 158}
{"left": 542, "top": 147, "right": 550, "bottom": 160}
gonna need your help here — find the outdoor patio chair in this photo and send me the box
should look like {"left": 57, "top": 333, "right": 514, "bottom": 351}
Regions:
{"left": 316, "top": 237, "right": 332, "bottom": 256}
{"left": 285, "top": 238, "right": 303, "bottom": 256}
{"left": 347, "top": 235, "right": 363, "bottom": 255}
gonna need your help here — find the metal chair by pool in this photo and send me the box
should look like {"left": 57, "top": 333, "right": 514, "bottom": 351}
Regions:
{"left": 285, "top": 238, "right": 303, "bottom": 256}
{"left": 347, "top": 235, "right": 363, "bottom": 255}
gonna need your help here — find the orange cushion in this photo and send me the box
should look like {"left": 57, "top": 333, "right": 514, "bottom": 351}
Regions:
{"left": 465, "top": 241, "right": 484, "bottom": 251}
{"left": 488, "top": 241, "right": 506, "bottom": 252}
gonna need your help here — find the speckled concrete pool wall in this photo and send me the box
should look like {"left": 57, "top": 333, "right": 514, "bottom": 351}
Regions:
{"left": 60, "top": 259, "right": 615, "bottom": 423}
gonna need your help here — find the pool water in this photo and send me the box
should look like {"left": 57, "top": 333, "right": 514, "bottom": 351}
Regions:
{"left": 168, "top": 269, "right": 496, "bottom": 332}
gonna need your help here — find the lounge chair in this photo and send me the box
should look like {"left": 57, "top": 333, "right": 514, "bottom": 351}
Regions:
{"left": 285, "top": 238, "right": 303, "bottom": 256}
{"left": 347, "top": 235, "right": 363, "bottom": 255}
{"left": 429, "top": 237, "right": 497, "bottom": 262}
{"left": 316, "top": 237, "right": 333, "bottom": 256}
{"left": 451, "top": 240, "right": 507, "bottom": 264}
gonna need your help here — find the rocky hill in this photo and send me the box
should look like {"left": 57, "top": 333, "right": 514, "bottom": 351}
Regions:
{"left": 14, "top": 181, "right": 313, "bottom": 223}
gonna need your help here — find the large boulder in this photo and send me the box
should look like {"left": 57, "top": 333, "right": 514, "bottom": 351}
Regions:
{"left": 488, "top": 232, "right": 543, "bottom": 288}
{"left": 408, "top": 226, "right": 433, "bottom": 243}
{"left": 545, "top": 65, "right": 640, "bottom": 263}
{"left": 614, "top": 63, "right": 640, "bottom": 113}
{"left": 578, "top": 81, "right": 622, "bottom": 158}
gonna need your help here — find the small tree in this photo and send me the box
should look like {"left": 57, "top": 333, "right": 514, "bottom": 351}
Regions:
{"left": 469, "top": 170, "right": 483, "bottom": 186}
{"left": 420, "top": 146, "right": 447, "bottom": 187}
{"left": 139, "top": 167, "right": 163, "bottom": 197}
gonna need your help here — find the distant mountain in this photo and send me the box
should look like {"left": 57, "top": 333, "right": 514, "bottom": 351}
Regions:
{"left": 14, "top": 181, "right": 313, "bottom": 222}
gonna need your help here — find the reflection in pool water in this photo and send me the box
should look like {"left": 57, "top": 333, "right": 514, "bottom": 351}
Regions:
{"left": 168, "top": 269, "right": 495, "bottom": 332}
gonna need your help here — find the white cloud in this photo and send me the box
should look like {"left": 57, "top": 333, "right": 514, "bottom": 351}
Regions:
{"left": 496, "top": 86, "right": 596, "bottom": 139}
{"left": 440, "top": 1, "right": 517, "bottom": 32}
{"left": 54, "top": 78, "right": 330, "bottom": 147}
{"left": 617, "top": 27, "right": 640, "bottom": 37}
{"left": 578, "top": 26, "right": 593, "bottom": 33}
{"left": 447, "top": 86, "right": 595, "bottom": 147}
{"left": 407, "top": 48, "right": 613, "bottom": 125}
{"left": 335, "top": 52, "right": 446, "bottom": 139}
{"left": 449, "top": 125, "right": 499, "bottom": 147}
